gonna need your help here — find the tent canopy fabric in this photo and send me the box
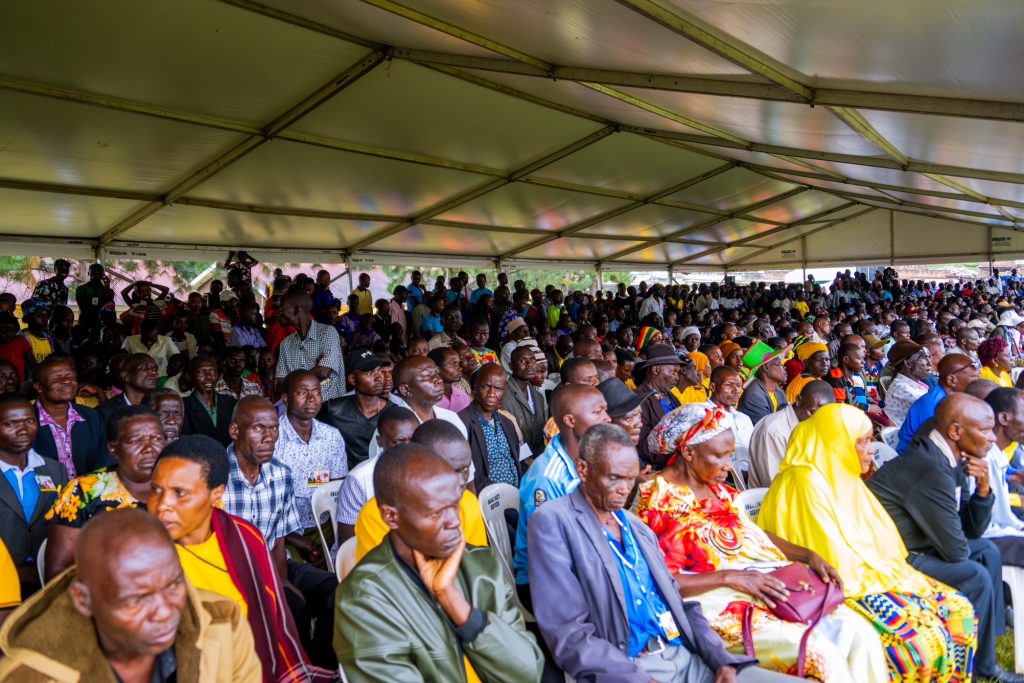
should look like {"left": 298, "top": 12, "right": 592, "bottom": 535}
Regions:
{"left": 3, "top": 0, "right": 1024, "bottom": 271}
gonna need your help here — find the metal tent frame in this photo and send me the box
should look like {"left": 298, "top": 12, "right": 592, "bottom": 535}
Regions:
{"left": 3, "top": 0, "right": 1024, "bottom": 273}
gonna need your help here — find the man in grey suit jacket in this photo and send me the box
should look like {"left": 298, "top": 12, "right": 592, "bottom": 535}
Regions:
{"left": 736, "top": 347, "right": 789, "bottom": 426}
{"left": 527, "top": 424, "right": 797, "bottom": 683}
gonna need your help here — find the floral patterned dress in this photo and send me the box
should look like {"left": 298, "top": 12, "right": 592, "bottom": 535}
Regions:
{"left": 638, "top": 477, "right": 888, "bottom": 683}
{"left": 46, "top": 467, "right": 142, "bottom": 528}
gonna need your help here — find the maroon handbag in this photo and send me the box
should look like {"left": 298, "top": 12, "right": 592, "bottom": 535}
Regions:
{"left": 741, "top": 563, "right": 845, "bottom": 677}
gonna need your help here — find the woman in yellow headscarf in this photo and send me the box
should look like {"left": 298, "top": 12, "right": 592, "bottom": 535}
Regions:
{"left": 758, "top": 403, "right": 977, "bottom": 683}
{"left": 784, "top": 342, "right": 830, "bottom": 403}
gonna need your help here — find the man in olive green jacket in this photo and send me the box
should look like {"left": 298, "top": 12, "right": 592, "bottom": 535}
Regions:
{"left": 334, "top": 443, "right": 542, "bottom": 682}
{"left": 0, "top": 509, "right": 260, "bottom": 682}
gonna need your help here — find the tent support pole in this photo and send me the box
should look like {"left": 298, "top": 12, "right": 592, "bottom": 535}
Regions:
{"left": 989, "top": 225, "right": 995, "bottom": 276}
{"left": 889, "top": 211, "right": 895, "bottom": 266}
{"left": 595, "top": 263, "right": 604, "bottom": 292}
{"left": 801, "top": 236, "right": 807, "bottom": 282}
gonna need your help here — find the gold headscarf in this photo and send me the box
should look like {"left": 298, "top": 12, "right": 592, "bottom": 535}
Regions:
{"left": 757, "top": 403, "right": 932, "bottom": 598}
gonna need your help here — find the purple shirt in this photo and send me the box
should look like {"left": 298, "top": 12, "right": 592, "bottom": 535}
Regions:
{"left": 227, "top": 324, "right": 266, "bottom": 349}
{"left": 438, "top": 385, "right": 472, "bottom": 413}
{"left": 37, "top": 403, "right": 84, "bottom": 479}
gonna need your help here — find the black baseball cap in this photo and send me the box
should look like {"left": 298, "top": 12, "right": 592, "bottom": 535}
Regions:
{"left": 347, "top": 349, "right": 382, "bottom": 373}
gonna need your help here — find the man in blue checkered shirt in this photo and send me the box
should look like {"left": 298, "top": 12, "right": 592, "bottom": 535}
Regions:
{"left": 222, "top": 395, "right": 338, "bottom": 668}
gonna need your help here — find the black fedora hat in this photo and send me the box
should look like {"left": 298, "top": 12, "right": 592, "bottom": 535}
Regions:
{"left": 598, "top": 378, "right": 652, "bottom": 417}
{"left": 637, "top": 343, "right": 684, "bottom": 370}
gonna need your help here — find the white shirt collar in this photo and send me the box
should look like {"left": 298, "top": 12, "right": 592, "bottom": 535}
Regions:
{"left": 0, "top": 449, "right": 46, "bottom": 474}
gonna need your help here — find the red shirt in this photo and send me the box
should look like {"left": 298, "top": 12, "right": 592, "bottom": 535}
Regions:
{"left": 0, "top": 336, "right": 31, "bottom": 380}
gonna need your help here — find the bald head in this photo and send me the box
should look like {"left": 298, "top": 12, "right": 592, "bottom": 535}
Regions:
{"left": 938, "top": 353, "right": 979, "bottom": 392}
{"left": 935, "top": 393, "right": 996, "bottom": 458}
{"left": 70, "top": 509, "right": 186, "bottom": 658}
{"left": 394, "top": 355, "right": 433, "bottom": 388}
{"left": 279, "top": 288, "right": 312, "bottom": 312}
{"left": 373, "top": 442, "right": 464, "bottom": 559}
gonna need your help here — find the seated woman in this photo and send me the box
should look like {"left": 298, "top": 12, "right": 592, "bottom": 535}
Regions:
{"left": 883, "top": 340, "right": 932, "bottom": 428}
{"left": 979, "top": 336, "right": 1014, "bottom": 388}
{"left": 44, "top": 405, "right": 165, "bottom": 578}
{"left": 639, "top": 403, "right": 886, "bottom": 683}
{"left": 758, "top": 403, "right": 978, "bottom": 683}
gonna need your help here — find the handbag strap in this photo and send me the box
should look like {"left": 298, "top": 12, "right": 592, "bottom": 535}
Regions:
{"left": 740, "top": 579, "right": 841, "bottom": 678}
{"left": 793, "top": 579, "right": 840, "bottom": 678}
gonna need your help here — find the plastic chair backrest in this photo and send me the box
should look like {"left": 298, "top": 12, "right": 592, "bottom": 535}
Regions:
{"left": 731, "top": 446, "right": 750, "bottom": 491}
{"left": 478, "top": 483, "right": 520, "bottom": 580}
{"left": 311, "top": 479, "right": 344, "bottom": 573}
{"left": 335, "top": 537, "right": 358, "bottom": 583}
{"left": 872, "top": 441, "right": 899, "bottom": 468}
{"left": 36, "top": 538, "right": 47, "bottom": 586}
{"left": 734, "top": 487, "right": 769, "bottom": 523}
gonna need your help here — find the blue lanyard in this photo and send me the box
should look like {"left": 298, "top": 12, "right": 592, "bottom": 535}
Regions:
{"left": 603, "top": 514, "right": 650, "bottom": 594}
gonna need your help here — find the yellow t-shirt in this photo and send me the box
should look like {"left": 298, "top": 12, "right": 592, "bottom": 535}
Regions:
{"left": 176, "top": 534, "right": 247, "bottom": 617}
{"left": 25, "top": 332, "right": 53, "bottom": 363}
{"left": 355, "top": 490, "right": 489, "bottom": 562}
{"left": 354, "top": 288, "right": 374, "bottom": 316}
{"left": 671, "top": 385, "right": 708, "bottom": 405}
{"left": 981, "top": 365, "right": 1014, "bottom": 388}
{"left": 0, "top": 538, "right": 19, "bottom": 609}
{"left": 794, "top": 301, "right": 809, "bottom": 319}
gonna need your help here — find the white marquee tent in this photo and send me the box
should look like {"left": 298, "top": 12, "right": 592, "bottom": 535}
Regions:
{"left": 4, "top": 0, "right": 1024, "bottom": 274}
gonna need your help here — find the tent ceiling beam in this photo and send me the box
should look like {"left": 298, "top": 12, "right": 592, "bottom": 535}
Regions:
{"left": 345, "top": 126, "right": 617, "bottom": 252}
{"left": 613, "top": 0, "right": 812, "bottom": 99}
{"left": 601, "top": 187, "right": 808, "bottom": 263}
{"left": 670, "top": 202, "right": 857, "bottom": 266}
{"left": 219, "top": 1, "right": 1024, "bottom": 124}
{"left": 630, "top": 126, "right": 1024, "bottom": 185}
{"left": 397, "top": 49, "right": 1024, "bottom": 123}
{"left": 727, "top": 207, "right": 881, "bottom": 267}
{"left": 97, "top": 49, "right": 385, "bottom": 245}
{"left": 502, "top": 162, "right": 735, "bottom": 258}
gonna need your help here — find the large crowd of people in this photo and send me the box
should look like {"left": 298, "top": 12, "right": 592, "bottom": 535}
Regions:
{"left": 3, "top": 257, "right": 1024, "bottom": 682}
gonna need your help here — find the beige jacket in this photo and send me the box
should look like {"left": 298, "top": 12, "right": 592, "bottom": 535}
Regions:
{"left": 0, "top": 568, "right": 261, "bottom": 682}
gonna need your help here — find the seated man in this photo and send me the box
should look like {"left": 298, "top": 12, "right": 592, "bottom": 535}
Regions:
{"left": 514, "top": 385, "right": 610, "bottom": 603}
{"left": 0, "top": 508, "right": 259, "bottom": 682}
{"left": 181, "top": 356, "right": 237, "bottom": 446}
{"left": 334, "top": 443, "right": 543, "bottom": 682}
{"left": 868, "top": 393, "right": 1015, "bottom": 682}
{"left": 319, "top": 349, "right": 390, "bottom": 470}
{"left": 736, "top": 344, "right": 789, "bottom": 426}
{"left": 144, "top": 388, "right": 185, "bottom": 441}
{"left": 44, "top": 405, "right": 165, "bottom": 578}
{"left": 151, "top": 434, "right": 333, "bottom": 681}
{"left": 706, "top": 366, "right": 754, "bottom": 474}
{"left": 747, "top": 380, "right": 834, "bottom": 488}
{"left": 355, "top": 420, "right": 487, "bottom": 560}
{"left": 275, "top": 370, "right": 348, "bottom": 535}
{"left": 0, "top": 393, "right": 67, "bottom": 598}
{"left": 32, "top": 356, "right": 109, "bottom": 478}
{"left": 97, "top": 352, "right": 159, "bottom": 423}
{"left": 459, "top": 363, "right": 522, "bottom": 490}
{"left": 335, "top": 405, "right": 419, "bottom": 545}
{"left": 528, "top": 424, "right": 797, "bottom": 683}
{"left": 224, "top": 396, "right": 338, "bottom": 669}
{"left": 981, "top": 388, "right": 1024, "bottom": 561}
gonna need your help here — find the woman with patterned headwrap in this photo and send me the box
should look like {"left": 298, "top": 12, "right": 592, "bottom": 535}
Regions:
{"left": 637, "top": 403, "right": 887, "bottom": 682}
{"left": 759, "top": 403, "right": 978, "bottom": 683}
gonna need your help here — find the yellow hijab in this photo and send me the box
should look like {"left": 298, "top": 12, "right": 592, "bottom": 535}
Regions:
{"left": 757, "top": 403, "right": 932, "bottom": 598}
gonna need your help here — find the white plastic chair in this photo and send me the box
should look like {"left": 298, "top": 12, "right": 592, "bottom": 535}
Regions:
{"left": 880, "top": 426, "right": 899, "bottom": 449}
{"left": 734, "top": 488, "right": 769, "bottom": 524}
{"left": 730, "top": 446, "right": 750, "bottom": 491}
{"left": 36, "top": 538, "right": 47, "bottom": 586}
{"left": 335, "top": 537, "right": 358, "bottom": 583}
{"left": 310, "top": 479, "right": 344, "bottom": 573}
{"left": 478, "top": 483, "right": 534, "bottom": 620}
{"left": 1004, "top": 565, "right": 1024, "bottom": 673}
{"left": 478, "top": 483, "right": 520, "bottom": 580}
{"left": 871, "top": 441, "right": 899, "bottom": 468}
